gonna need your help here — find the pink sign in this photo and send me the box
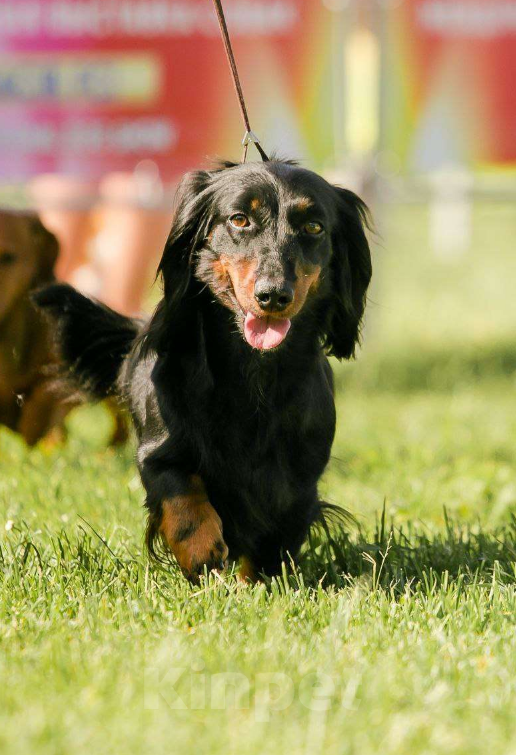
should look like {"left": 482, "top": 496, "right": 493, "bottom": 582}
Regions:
{"left": 0, "top": 0, "right": 309, "bottom": 180}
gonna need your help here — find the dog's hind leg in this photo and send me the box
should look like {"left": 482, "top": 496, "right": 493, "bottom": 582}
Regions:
{"left": 243, "top": 494, "right": 320, "bottom": 579}
{"left": 238, "top": 556, "right": 258, "bottom": 583}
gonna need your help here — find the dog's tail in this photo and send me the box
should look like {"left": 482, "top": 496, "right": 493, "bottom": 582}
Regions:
{"left": 34, "top": 283, "right": 140, "bottom": 400}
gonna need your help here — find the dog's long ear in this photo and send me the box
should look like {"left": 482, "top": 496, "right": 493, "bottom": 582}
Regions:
{"left": 29, "top": 215, "right": 59, "bottom": 283}
{"left": 143, "top": 170, "right": 214, "bottom": 354}
{"left": 323, "top": 187, "right": 372, "bottom": 360}
{"left": 158, "top": 170, "right": 213, "bottom": 306}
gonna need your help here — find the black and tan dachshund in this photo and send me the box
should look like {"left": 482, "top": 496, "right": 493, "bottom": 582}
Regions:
{"left": 35, "top": 159, "right": 372, "bottom": 581}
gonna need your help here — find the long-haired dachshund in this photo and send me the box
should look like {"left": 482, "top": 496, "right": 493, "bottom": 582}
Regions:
{"left": 35, "top": 159, "right": 372, "bottom": 581}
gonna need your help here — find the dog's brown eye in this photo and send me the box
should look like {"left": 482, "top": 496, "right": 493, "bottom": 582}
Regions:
{"left": 303, "top": 222, "right": 323, "bottom": 235}
{"left": 229, "top": 213, "right": 250, "bottom": 229}
{"left": 0, "top": 251, "right": 16, "bottom": 265}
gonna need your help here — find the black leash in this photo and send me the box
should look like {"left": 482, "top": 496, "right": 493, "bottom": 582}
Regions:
{"left": 211, "top": 0, "right": 269, "bottom": 162}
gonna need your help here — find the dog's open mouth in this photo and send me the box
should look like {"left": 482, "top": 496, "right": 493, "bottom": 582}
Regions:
{"left": 244, "top": 311, "right": 291, "bottom": 350}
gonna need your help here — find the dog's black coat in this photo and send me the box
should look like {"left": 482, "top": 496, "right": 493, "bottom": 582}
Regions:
{"left": 35, "top": 159, "right": 371, "bottom": 579}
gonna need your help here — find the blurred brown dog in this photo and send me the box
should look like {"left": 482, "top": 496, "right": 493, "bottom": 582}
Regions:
{"left": 0, "top": 210, "right": 67, "bottom": 445}
{"left": 0, "top": 210, "right": 128, "bottom": 446}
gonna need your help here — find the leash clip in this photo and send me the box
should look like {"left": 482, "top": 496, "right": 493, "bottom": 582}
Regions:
{"left": 242, "top": 130, "right": 261, "bottom": 147}
{"left": 241, "top": 130, "right": 269, "bottom": 163}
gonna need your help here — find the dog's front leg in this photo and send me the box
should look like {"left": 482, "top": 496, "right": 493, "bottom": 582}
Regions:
{"left": 17, "top": 379, "right": 70, "bottom": 446}
{"left": 144, "top": 468, "right": 228, "bottom": 581}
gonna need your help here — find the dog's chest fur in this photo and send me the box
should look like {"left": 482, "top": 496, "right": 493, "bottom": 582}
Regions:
{"left": 150, "top": 347, "right": 332, "bottom": 521}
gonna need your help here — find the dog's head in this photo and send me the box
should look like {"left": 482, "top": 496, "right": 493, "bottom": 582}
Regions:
{"left": 0, "top": 211, "right": 58, "bottom": 324}
{"left": 156, "top": 160, "right": 372, "bottom": 358}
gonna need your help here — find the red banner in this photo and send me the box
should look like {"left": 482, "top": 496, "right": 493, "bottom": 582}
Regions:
{"left": 0, "top": 0, "right": 324, "bottom": 181}
{"left": 384, "top": 0, "right": 516, "bottom": 168}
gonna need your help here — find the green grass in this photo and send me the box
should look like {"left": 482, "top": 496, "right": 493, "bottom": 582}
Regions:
{"left": 1, "top": 202, "right": 516, "bottom": 754}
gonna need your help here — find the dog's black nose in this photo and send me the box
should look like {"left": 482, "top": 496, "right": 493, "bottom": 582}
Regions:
{"left": 254, "top": 281, "right": 294, "bottom": 312}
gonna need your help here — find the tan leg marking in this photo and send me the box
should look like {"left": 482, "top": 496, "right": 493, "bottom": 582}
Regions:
{"left": 159, "top": 475, "right": 228, "bottom": 580}
{"left": 238, "top": 556, "right": 258, "bottom": 583}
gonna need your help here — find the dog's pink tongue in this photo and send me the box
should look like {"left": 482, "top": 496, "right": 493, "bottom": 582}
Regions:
{"left": 244, "top": 312, "right": 291, "bottom": 350}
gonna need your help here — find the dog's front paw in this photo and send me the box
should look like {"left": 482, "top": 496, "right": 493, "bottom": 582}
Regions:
{"left": 173, "top": 503, "right": 228, "bottom": 580}
{"left": 159, "top": 493, "right": 228, "bottom": 582}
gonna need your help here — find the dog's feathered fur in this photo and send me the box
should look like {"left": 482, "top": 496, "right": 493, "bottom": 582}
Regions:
{"left": 35, "top": 159, "right": 372, "bottom": 581}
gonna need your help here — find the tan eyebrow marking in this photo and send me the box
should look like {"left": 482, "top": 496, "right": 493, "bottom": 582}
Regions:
{"left": 295, "top": 198, "right": 314, "bottom": 212}
{"left": 250, "top": 197, "right": 261, "bottom": 210}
